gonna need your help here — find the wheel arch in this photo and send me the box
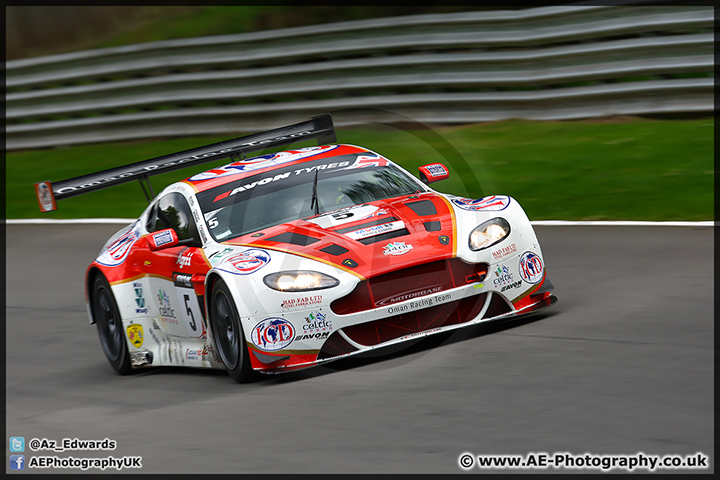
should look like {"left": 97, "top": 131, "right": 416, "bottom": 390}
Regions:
{"left": 85, "top": 264, "right": 107, "bottom": 325}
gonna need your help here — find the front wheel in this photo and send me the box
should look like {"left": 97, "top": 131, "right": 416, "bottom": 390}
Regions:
{"left": 209, "top": 279, "right": 255, "bottom": 383}
{"left": 91, "top": 273, "right": 132, "bottom": 375}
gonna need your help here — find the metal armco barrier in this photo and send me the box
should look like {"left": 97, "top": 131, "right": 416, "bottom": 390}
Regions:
{"left": 5, "top": 6, "right": 714, "bottom": 150}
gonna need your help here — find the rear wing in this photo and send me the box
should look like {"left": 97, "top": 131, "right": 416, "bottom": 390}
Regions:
{"left": 34, "top": 113, "right": 336, "bottom": 212}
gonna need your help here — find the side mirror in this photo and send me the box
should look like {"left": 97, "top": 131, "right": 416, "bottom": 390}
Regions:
{"left": 418, "top": 163, "right": 450, "bottom": 184}
{"left": 147, "top": 228, "right": 179, "bottom": 251}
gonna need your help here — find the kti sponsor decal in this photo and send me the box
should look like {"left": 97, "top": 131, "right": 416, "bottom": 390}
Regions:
{"left": 96, "top": 223, "right": 140, "bottom": 267}
{"left": 251, "top": 318, "right": 296, "bottom": 352}
{"left": 190, "top": 145, "right": 339, "bottom": 181}
{"left": 491, "top": 243, "right": 517, "bottom": 260}
{"left": 452, "top": 195, "right": 511, "bottom": 212}
{"left": 133, "top": 282, "right": 149, "bottom": 314}
{"left": 382, "top": 241, "right": 413, "bottom": 256}
{"left": 281, "top": 295, "right": 323, "bottom": 310}
{"left": 186, "top": 346, "right": 208, "bottom": 361}
{"left": 126, "top": 324, "right": 144, "bottom": 348}
{"left": 518, "top": 251, "right": 544, "bottom": 284}
{"left": 217, "top": 249, "right": 271, "bottom": 275}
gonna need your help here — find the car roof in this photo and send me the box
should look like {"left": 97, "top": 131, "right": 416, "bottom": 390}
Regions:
{"left": 180, "top": 144, "right": 376, "bottom": 193}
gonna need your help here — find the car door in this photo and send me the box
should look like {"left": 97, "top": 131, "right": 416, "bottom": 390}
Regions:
{"left": 142, "top": 192, "right": 209, "bottom": 340}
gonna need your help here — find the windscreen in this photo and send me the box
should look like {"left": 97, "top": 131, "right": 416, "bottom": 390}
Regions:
{"left": 196, "top": 153, "right": 425, "bottom": 242}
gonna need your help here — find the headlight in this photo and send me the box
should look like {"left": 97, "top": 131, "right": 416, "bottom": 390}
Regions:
{"left": 263, "top": 271, "right": 340, "bottom": 292}
{"left": 469, "top": 217, "right": 511, "bottom": 251}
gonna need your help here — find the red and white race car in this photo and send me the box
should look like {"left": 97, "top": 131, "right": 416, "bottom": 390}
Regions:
{"left": 35, "top": 114, "right": 556, "bottom": 382}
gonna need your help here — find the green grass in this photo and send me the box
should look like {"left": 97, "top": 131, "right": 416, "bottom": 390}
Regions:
{"left": 6, "top": 118, "right": 713, "bottom": 221}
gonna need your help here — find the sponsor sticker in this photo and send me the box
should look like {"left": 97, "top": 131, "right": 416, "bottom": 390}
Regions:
{"left": 491, "top": 243, "right": 517, "bottom": 260}
{"left": 295, "top": 331, "right": 331, "bottom": 342}
{"left": 281, "top": 295, "right": 323, "bottom": 310}
{"left": 126, "top": 324, "right": 144, "bottom": 348}
{"left": 452, "top": 195, "right": 511, "bottom": 212}
{"left": 425, "top": 163, "right": 448, "bottom": 177}
{"left": 376, "top": 285, "right": 445, "bottom": 306}
{"left": 251, "top": 318, "right": 296, "bottom": 352}
{"left": 34, "top": 181, "right": 57, "bottom": 212}
{"left": 518, "top": 251, "right": 544, "bottom": 284}
{"left": 172, "top": 272, "right": 193, "bottom": 288}
{"left": 157, "top": 289, "right": 178, "bottom": 324}
{"left": 345, "top": 221, "right": 405, "bottom": 241}
{"left": 492, "top": 264, "right": 514, "bottom": 288}
{"left": 217, "top": 249, "right": 271, "bottom": 275}
{"left": 186, "top": 347, "right": 208, "bottom": 361}
{"left": 500, "top": 280, "right": 522, "bottom": 293}
{"left": 382, "top": 241, "right": 413, "bottom": 256}
{"left": 152, "top": 230, "right": 174, "bottom": 248}
{"left": 176, "top": 251, "right": 193, "bottom": 268}
{"left": 133, "top": 282, "right": 148, "bottom": 314}
{"left": 302, "top": 311, "right": 332, "bottom": 333}
{"left": 386, "top": 292, "right": 452, "bottom": 315}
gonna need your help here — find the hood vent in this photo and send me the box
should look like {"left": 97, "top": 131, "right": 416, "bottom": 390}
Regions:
{"left": 405, "top": 200, "right": 437, "bottom": 216}
{"left": 266, "top": 232, "right": 320, "bottom": 246}
{"left": 423, "top": 221, "right": 442, "bottom": 232}
{"left": 319, "top": 244, "right": 349, "bottom": 256}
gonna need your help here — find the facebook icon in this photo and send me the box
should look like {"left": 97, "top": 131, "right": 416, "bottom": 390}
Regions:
{"left": 10, "top": 454, "right": 25, "bottom": 470}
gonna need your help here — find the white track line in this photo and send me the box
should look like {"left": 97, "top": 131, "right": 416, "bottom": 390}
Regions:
{"left": 4, "top": 219, "right": 714, "bottom": 226}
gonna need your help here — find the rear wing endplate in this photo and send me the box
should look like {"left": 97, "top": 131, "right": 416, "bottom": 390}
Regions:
{"left": 34, "top": 113, "right": 336, "bottom": 212}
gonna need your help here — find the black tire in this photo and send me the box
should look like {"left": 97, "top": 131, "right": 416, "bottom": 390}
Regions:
{"left": 209, "top": 279, "right": 255, "bottom": 383}
{"left": 91, "top": 273, "right": 132, "bottom": 375}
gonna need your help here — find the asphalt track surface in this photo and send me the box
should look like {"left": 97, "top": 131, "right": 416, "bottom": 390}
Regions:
{"left": 5, "top": 224, "right": 714, "bottom": 475}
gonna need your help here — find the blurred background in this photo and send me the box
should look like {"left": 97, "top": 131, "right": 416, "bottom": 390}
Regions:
{"left": 5, "top": 5, "right": 714, "bottom": 220}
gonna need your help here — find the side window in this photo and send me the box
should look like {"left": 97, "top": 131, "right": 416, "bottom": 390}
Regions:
{"left": 147, "top": 193, "right": 200, "bottom": 243}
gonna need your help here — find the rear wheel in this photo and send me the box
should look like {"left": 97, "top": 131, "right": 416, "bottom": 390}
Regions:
{"left": 91, "top": 274, "right": 132, "bottom": 375}
{"left": 209, "top": 279, "right": 255, "bottom": 383}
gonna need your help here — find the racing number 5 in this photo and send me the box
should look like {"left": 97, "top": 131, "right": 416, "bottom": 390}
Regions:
{"left": 184, "top": 294, "right": 197, "bottom": 331}
{"left": 174, "top": 286, "right": 204, "bottom": 337}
